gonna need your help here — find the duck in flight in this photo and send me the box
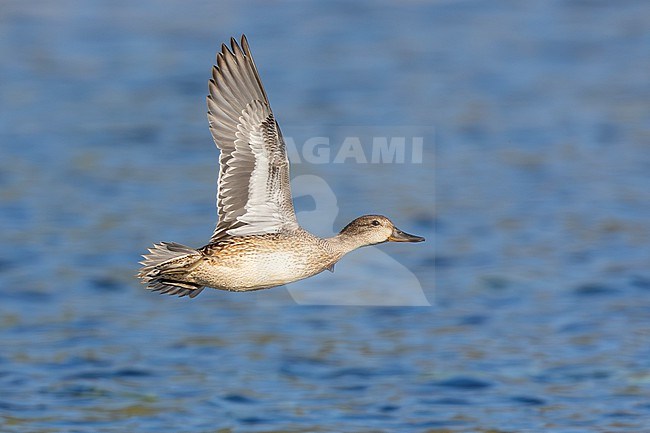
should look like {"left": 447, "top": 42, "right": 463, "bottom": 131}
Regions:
{"left": 138, "top": 35, "right": 424, "bottom": 298}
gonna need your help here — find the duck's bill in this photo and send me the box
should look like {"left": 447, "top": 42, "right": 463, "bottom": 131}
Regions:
{"left": 389, "top": 227, "right": 425, "bottom": 242}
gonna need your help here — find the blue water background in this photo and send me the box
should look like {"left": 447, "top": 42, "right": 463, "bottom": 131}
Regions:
{"left": 1, "top": 0, "right": 650, "bottom": 431}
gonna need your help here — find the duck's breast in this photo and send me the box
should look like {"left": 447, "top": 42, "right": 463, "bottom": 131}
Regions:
{"left": 193, "top": 243, "right": 329, "bottom": 291}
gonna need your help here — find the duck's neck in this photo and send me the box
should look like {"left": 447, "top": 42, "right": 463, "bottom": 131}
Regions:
{"left": 324, "top": 233, "right": 369, "bottom": 258}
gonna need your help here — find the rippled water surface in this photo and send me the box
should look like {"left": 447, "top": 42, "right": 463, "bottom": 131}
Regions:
{"left": 2, "top": 1, "right": 650, "bottom": 431}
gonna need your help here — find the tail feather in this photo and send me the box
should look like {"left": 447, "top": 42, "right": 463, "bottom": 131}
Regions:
{"left": 138, "top": 242, "right": 205, "bottom": 298}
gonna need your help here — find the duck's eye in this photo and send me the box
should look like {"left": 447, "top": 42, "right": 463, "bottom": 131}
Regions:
{"left": 371, "top": 220, "right": 380, "bottom": 226}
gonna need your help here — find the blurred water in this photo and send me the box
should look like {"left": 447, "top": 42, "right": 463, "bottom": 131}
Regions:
{"left": 1, "top": 0, "right": 650, "bottom": 431}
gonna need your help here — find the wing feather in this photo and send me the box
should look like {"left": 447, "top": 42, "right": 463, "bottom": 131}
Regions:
{"left": 207, "top": 35, "right": 298, "bottom": 242}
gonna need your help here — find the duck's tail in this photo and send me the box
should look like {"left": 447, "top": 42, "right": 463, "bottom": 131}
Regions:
{"left": 137, "top": 242, "right": 205, "bottom": 298}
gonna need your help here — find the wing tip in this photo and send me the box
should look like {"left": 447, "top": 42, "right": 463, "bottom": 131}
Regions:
{"left": 220, "top": 34, "right": 248, "bottom": 60}
{"left": 240, "top": 34, "right": 250, "bottom": 54}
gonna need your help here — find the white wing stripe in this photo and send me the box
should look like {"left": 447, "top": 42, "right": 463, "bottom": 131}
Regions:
{"left": 207, "top": 36, "right": 299, "bottom": 241}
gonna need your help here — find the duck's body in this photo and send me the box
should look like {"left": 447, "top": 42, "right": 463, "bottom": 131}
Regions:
{"left": 138, "top": 36, "right": 424, "bottom": 298}
{"left": 197, "top": 231, "right": 336, "bottom": 292}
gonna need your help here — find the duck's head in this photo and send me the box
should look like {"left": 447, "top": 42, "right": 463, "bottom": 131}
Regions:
{"left": 339, "top": 215, "right": 425, "bottom": 246}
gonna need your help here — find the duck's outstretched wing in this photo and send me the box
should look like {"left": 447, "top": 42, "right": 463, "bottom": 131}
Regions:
{"left": 207, "top": 35, "right": 298, "bottom": 242}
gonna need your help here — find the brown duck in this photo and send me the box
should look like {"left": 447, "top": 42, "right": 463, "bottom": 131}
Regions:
{"left": 138, "top": 35, "right": 424, "bottom": 298}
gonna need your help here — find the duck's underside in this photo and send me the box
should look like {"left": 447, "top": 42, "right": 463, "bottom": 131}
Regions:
{"left": 138, "top": 234, "right": 334, "bottom": 298}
